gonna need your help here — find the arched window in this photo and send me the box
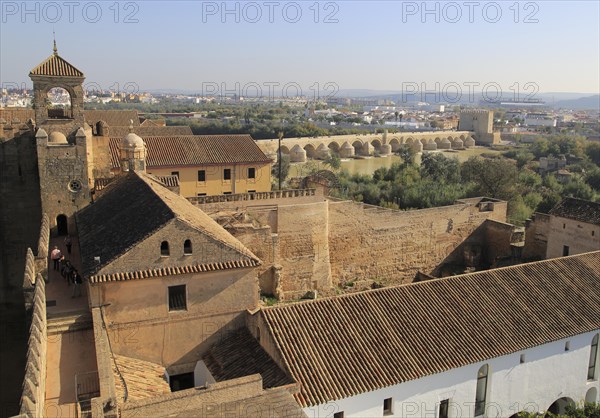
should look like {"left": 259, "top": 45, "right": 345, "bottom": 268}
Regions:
{"left": 47, "top": 87, "right": 72, "bottom": 119}
{"left": 161, "top": 241, "right": 170, "bottom": 256}
{"left": 475, "top": 364, "right": 489, "bottom": 417}
{"left": 589, "top": 334, "right": 599, "bottom": 380}
{"left": 184, "top": 240, "right": 192, "bottom": 255}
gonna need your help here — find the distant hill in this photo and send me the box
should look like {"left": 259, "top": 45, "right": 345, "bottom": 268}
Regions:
{"left": 553, "top": 95, "right": 599, "bottom": 110}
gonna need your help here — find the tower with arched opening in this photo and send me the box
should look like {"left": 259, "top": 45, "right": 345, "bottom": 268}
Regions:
{"left": 30, "top": 42, "right": 93, "bottom": 235}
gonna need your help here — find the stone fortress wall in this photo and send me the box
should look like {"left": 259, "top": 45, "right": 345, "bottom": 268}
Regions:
{"left": 18, "top": 214, "right": 50, "bottom": 418}
{"left": 199, "top": 195, "right": 510, "bottom": 300}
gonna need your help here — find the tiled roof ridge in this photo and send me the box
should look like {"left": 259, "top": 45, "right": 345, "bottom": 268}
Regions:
{"left": 79, "top": 174, "right": 176, "bottom": 275}
{"left": 262, "top": 251, "right": 600, "bottom": 310}
{"left": 90, "top": 258, "right": 260, "bottom": 283}
{"left": 29, "top": 53, "right": 84, "bottom": 77}
{"left": 136, "top": 173, "right": 261, "bottom": 262}
{"left": 260, "top": 252, "right": 600, "bottom": 406}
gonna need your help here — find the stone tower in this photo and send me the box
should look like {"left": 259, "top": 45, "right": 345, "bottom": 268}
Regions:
{"left": 119, "top": 124, "right": 147, "bottom": 173}
{"left": 30, "top": 43, "right": 93, "bottom": 235}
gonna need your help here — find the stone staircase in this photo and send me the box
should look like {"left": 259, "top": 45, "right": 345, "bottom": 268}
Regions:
{"left": 47, "top": 310, "right": 93, "bottom": 335}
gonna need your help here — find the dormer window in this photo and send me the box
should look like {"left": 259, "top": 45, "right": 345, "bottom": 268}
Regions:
{"left": 161, "top": 241, "right": 170, "bottom": 256}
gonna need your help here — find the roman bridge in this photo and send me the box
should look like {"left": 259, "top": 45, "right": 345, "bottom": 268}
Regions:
{"left": 256, "top": 130, "right": 476, "bottom": 162}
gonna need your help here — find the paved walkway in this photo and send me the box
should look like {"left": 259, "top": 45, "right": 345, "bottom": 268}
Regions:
{"left": 45, "top": 233, "right": 98, "bottom": 417}
{"left": 45, "top": 329, "right": 98, "bottom": 418}
{"left": 46, "top": 235, "right": 88, "bottom": 316}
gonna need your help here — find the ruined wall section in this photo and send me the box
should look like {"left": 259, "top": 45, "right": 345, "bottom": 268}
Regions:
{"left": 327, "top": 199, "right": 507, "bottom": 285}
{"left": 523, "top": 213, "right": 550, "bottom": 260}
{"left": 275, "top": 202, "right": 331, "bottom": 298}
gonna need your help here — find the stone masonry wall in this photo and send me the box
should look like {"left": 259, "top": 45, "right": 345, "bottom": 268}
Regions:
{"left": 327, "top": 199, "right": 507, "bottom": 286}
{"left": 18, "top": 264, "right": 47, "bottom": 418}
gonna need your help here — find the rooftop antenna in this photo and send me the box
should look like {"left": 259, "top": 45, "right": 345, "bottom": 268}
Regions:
{"left": 53, "top": 29, "right": 57, "bottom": 55}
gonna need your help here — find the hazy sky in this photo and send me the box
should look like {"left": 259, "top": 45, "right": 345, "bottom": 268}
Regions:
{"left": 1, "top": 1, "right": 599, "bottom": 95}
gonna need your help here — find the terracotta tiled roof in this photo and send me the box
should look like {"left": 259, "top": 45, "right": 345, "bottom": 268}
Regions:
{"left": 173, "top": 387, "right": 307, "bottom": 418}
{"left": 154, "top": 174, "right": 179, "bottom": 188}
{"left": 0, "top": 108, "right": 35, "bottom": 125}
{"left": 203, "top": 329, "right": 294, "bottom": 389}
{"left": 76, "top": 172, "right": 260, "bottom": 277}
{"left": 84, "top": 110, "right": 140, "bottom": 127}
{"left": 90, "top": 259, "right": 259, "bottom": 283}
{"left": 29, "top": 53, "right": 84, "bottom": 77}
{"left": 112, "top": 354, "right": 170, "bottom": 403}
{"left": 106, "top": 125, "right": 193, "bottom": 137}
{"left": 549, "top": 197, "right": 600, "bottom": 225}
{"left": 108, "top": 135, "right": 271, "bottom": 169}
{"left": 260, "top": 252, "right": 600, "bottom": 407}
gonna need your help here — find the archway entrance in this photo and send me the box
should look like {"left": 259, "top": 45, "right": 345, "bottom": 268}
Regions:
{"left": 56, "top": 214, "right": 68, "bottom": 236}
{"left": 546, "top": 397, "right": 575, "bottom": 417}
{"left": 586, "top": 387, "right": 598, "bottom": 403}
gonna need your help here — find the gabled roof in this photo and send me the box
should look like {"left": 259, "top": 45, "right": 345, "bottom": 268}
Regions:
{"left": 260, "top": 252, "right": 600, "bottom": 407}
{"left": 29, "top": 53, "right": 84, "bottom": 78}
{"left": 108, "top": 135, "right": 272, "bottom": 169}
{"left": 549, "top": 197, "right": 600, "bottom": 225}
{"left": 106, "top": 125, "right": 193, "bottom": 137}
{"left": 84, "top": 110, "right": 140, "bottom": 127}
{"left": 76, "top": 172, "right": 259, "bottom": 277}
{"left": 203, "top": 328, "right": 294, "bottom": 389}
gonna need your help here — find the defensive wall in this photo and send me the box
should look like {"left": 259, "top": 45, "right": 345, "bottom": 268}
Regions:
{"left": 16, "top": 215, "right": 50, "bottom": 418}
{"left": 195, "top": 193, "right": 510, "bottom": 300}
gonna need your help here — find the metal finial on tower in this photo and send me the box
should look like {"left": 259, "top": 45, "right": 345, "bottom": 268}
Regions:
{"left": 129, "top": 119, "right": 134, "bottom": 132}
{"left": 53, "top": 30, "right": 57, "bottom": 55}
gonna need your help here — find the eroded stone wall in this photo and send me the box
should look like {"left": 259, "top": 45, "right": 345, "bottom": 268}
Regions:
{"left": 326, "top": 199, "right": 507, "bottom": 286}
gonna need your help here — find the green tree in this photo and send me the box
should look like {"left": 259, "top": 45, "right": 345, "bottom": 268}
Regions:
{"left": 396, "top": 144, "right": 417, "bottom": 167}
{"left": 420, "top": 153, "right": 461, "bottom": 183}
{"left": 461, "top": 156, "right": 518, "bottom": 199}
{"left": 586, "top": 142, "right": 600, "bottom": 165}
{"left": 272, "top": 154, "right": 290, "bottom": 186}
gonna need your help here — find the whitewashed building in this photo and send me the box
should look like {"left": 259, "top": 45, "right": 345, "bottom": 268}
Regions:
{"left": 249, "top": 252, "right": 600, "bottom": 418}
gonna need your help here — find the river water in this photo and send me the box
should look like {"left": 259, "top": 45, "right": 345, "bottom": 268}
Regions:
{"left": 289, "top": 147, "right": 500, "bottom": 177}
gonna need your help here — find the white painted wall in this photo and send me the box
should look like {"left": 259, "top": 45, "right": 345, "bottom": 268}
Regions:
{"left": 194, "top": 360, "right": 216, "bottom": 388}
{"left": 304, "top": 330, "right": 600, "bottom": 418}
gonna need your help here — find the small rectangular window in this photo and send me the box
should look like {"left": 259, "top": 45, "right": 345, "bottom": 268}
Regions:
{"left": 565, "top": 341, "right": 570, "bottom": 351}
{"left": 520, "top": 353, "right": 526, "bottom": 364}
{"left": 171, "top": 171, "right": 179, "bottom": 178}
{"left": 197, "top": 170, "right": 206, "bottom": 182}
{"left": 248, "top": 190, "right": 256, "bottom": 193}
{"left": 197, "top": 193, "right": 207, "bottom": 197}
{"left": 333, "top": 413, "right": 344, "bottom": 418}
{"left": 223, "top": 192, "right": 232, "bottom": 195}
{"left": 439, "top": 399, "right": 449, "bottom": 418}
{"left": 168, "top": 285, "right": 187, "bottom": 312}
{"left": 383, "top": 398, "right": 393, "bottom": 415}
{"left": 224, "top": 168, "right": 231, "bottom": 180}
{"left": 563, "top": 245, "right": 570, "bottom": 256}
{"left": 248, "top": 167, "right": 256, "bottom": 179}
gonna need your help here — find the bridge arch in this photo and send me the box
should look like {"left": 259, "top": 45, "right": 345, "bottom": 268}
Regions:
{"left": 279, "top": 145, "right": 290, "bottom": 155}
{"left": 328, "top": 142, "right": 340, "bottom": 154}
{"left": 371, "top": 139, "right": 382, "bottom": 153}
{"left": 352, "top": 140, "right": 363, "bottom": 155}
{"left": 389, "top": 137, "right": 400, "bottom": 151}
{"left": 405, "top": 137, "right": 414, "bottom": 145}
{"left": 304, "top": 144, "right": 317, "bottom": 159}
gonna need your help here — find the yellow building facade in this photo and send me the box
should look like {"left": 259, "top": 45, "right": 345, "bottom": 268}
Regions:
{"left": 109, "top": 134, "right": 272, "bottom": 197}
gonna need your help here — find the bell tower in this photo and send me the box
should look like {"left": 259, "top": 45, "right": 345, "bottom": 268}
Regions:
{"left": 29, "top": 40, "right": 85, "bottom": 131}
{"left": 29, "top": 42, "right": 93, "bottom": 235}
